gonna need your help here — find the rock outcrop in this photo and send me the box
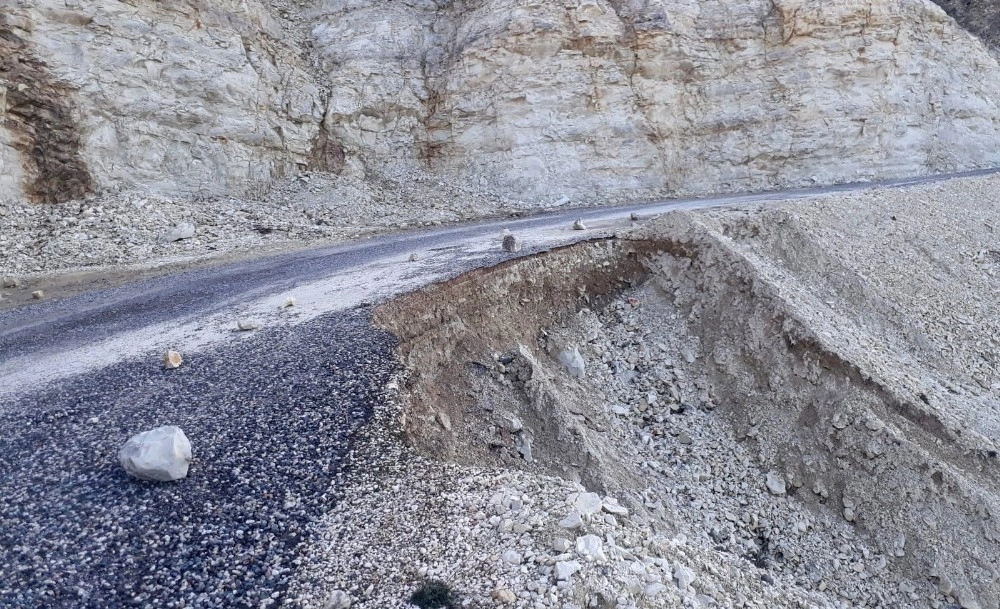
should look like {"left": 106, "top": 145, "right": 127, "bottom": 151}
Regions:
{"left": 2, "top": 0, "right": 999, "bottom": 205}
{"left": 0, "top": 0, "right": 321, "bottom": 203}
{"left": 317, "top": 0, "right": 1000, "bottom": 202}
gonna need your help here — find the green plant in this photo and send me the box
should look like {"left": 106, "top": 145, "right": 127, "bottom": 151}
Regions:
{"left": 409, "top": 580, "right": 459, "bottom": 609}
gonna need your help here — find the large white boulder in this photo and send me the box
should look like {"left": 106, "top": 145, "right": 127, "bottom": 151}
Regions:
{"left": 119, "top": 426, "right": 193, "bottom": 482}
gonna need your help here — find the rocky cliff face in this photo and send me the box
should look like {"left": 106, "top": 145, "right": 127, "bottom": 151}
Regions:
{"left": 2, "top": 0, "right": 999, "bottom": 205}
{"left": 0, "top": 0, "right": 321, "bottom": 203}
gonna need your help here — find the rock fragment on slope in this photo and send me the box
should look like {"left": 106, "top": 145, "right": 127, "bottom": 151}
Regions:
{"left": 162, "top": 223, "right": 196, "bottom": 243}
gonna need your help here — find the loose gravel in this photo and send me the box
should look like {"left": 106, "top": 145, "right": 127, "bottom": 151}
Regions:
{"left": 0, "top": 308, "right": 397, "bottom": 608}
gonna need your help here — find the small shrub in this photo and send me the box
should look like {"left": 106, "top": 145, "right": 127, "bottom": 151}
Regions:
{"left": 409, "top": 580, "right": 458, "bottom": 609}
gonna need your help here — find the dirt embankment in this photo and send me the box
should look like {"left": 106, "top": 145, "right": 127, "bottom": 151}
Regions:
{"left": 374, "top": 189, "right": 1000, "bottom": 608}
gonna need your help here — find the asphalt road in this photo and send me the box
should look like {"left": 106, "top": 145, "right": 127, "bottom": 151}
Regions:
{"left": 0, "top": 167, "right": 996, "bottom": 607}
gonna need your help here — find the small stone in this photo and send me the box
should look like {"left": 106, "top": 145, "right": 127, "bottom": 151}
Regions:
{"left": 644, "top": 583, "right": 666, "bottom": 596}
{"left": 681, "top": 347, "right": 696, "bottom": 363}
{"left": 574, "top": 492, "right": 603, "bottom": 515}
{"left": 491, "top": 588, "right": 516, "bottom": 604}
{"left": 630, "top": 212, "right": 641, "bottom": 221}
{"left": 1, "top": 276, "right": 19, "bottom": 288}
{"left": 502, "top": 234, "right": 521, "bottom": 252}
{"left": 843, "top": 507, "right": 856, "bottom": 522}
{"left": 324, "top": 590, "right": 352, "bottom": 609}
{"left": 501, "top": 549, "right": 522, "bottom": 564}
{"left": 31, "top": 290, "right": 44, "bottom": 300}
{"left": 765, "top": 472, "right": 786, "bottom": 495}
{"left": 832, "top": 413, "right": 851, "bottom": 429}
{"left": 555, "top": 560, "right": 581, "bottom": 580}
{"left": 572, "top": 219, "right": 587, "bottom": 230}
{"left": 515, "top": 432, "right": 533, "bottom": 462}
{"left": 553, "top": 537, "right": 573, "bottom": 552}
{"left": 575, "top": 534, "right": 606, "bottom": 562}
{"left": 559, "top": 511, "right": 583, "bottom": 529}
{"left": 864, "top": 417, "right": 885, "bottom": 432}
{"left": 281, "top": 297, "right": 296, "bottom": 308}
{"left": 602, "top": 497, "right": 628, "bottom": 516}
{"left": 558, "top": 347, "right": 586, "bottom": 378}
{"left": 436, "top": 411, "right": 452, "bottom": 431}
{"left": 237, "top": 319, "right": 260, "bottom": 331}
{"left": 409, "top": 252, "right": 419, "bottom": 261}
{"left": 677, "top": 432, "right": 693, "bottom": 445}
{"left": 162, "top": 350, "right": 183, "bottom": 369}
{"left": 162, "top": 222, "right": 196, "bottom": 242}
{"left": 673, "top": 563, "right": 696, "bottom": 592}
{"left": 118, "top": 425, "right": 192, "bottom": 482}
{"left": 508, "top": 416, "right": 523, "bottom": 433}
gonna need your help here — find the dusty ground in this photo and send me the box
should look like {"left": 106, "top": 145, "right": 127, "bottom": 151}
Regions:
{"left": 0, "top": 168, "right": 535, "bottom": 308}
{"left": 291, "top": 174, "right": 1000, "bottom": 609}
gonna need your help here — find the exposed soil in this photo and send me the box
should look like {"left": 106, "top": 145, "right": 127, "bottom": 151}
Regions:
{"left": 343, "top": 182, "right": 1000, "bottom": 608}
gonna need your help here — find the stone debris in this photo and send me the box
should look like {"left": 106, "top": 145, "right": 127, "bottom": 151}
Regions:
{"left": 491, "top": 588, "right": 516, "bottom": 603}
{"left": 282, "top": 297, "right": 296, "bottom": 308}
{"left": 237, "top": 319, "right": 261, "bottom": 331}
{"left": 118, "top": 425, "right": 192, "bottom": 482}
{"left": 162, "top": 350, "right": 183, "bottom": 369}
{"left": 502, "top": 233, "right": 521, "bottom": 253}
{"left": 290, "top": 185, "right": 1000, "bottom": 609}
{"left": 514, "top": 431, "right": 533, "bottom": 462}
{"left": 572, "top": 219, "right": 587, "bottom": 231}
{"left": 501, "top": 549, "right": 522, "bottom": 564}
{"left": 31, "top": 290, "right": 44, "bottom": 300}
{"left": 765, "top": 472, "right": 787, "bottom": 496}
{"left": 162, "top": 222, "right": 196, "bottom": 243}
{"left": 572, "top": 492, "right": 603, "bottom": 516}
{"left": 575, "top": 535, "right": 606, "bottom": 562}
{"left": 436, "top": 411, "right": 452, "bottom": 432}
{"left": 2, "top": 276, "right": 19, "bottom": 288}
{"left": 557, "top": 347, "right": 586, "bottom": 378}
{"left": 324, "top": 590, "right": 352, "bottom": 609}
{"left": 673, "top": 563, "right": 696, "bottom": 592}
{"left": 558, "top": 511, "right": 583, "bottom": 529}
{"left": 408, "top": 252, "right": 419, "bottom": 262}
{"left": 555, "top": 560, "right": 581, "bottom": 580}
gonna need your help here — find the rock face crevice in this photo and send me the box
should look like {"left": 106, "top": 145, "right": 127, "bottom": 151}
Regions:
{"left": 0, "top": 20, "right": 92, "bottom": 203}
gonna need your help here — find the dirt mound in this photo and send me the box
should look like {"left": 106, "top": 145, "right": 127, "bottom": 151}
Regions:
{"left": 374, "top": 188, "right": 1000, "bottom": 607}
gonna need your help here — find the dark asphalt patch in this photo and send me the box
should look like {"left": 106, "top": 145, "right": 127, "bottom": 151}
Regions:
{"left": 0, "top": 308, "right": 397, "bottom": 608}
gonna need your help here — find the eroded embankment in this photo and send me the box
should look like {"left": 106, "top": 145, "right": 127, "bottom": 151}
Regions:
{"left": 376, "top": 209, "right": 1000, "bottom": 608}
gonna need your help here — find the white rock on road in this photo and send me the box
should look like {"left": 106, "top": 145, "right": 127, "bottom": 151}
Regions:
{"left": 118, "top": 425, "right": 193, "bottom": 482}
{"left": 162, "top": 350, "right": 183, "bottom": 369}
{"left": 237, "top": 319, "right": 261, "bottom": 331}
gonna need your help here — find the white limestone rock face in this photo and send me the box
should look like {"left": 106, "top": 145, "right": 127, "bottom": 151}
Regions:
{"left": 119, "top": 425, "right": 193, "bottom": 482}
{"left": 0, "top": 0, "right": 322, "bottom": 203}
{"left": 2, "top": 0, "right": 1000, "bottom": 205}
{"left": 314, "top": 0, "right": 1000, "bottom": 203}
